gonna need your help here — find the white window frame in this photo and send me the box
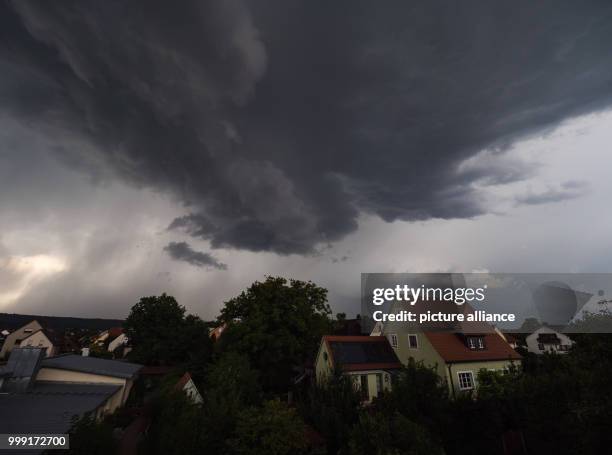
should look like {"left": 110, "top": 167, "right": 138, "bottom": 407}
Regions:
{"left": 477, "top": 337, "right": 485, "bottom": 349}
{"left": 457, "top": 371, "right": 475, "bottom": 390}
{"left": 389, "top": 333, "right": 398, "bottom": 348}
{"left": 408, "top": 334, "right": 419, "bottom": 349}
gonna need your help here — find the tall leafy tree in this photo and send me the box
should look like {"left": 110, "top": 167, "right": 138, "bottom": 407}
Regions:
{"left": 228, "top": 400, "right": 308, "bottom": 455}
{"left": 125, "top": 293, "right": 212, "bottom": 368}
{"left": 217, "top": 276, "right": 332, "bottom": 392}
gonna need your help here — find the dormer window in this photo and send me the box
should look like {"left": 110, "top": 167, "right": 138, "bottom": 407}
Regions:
{"left": 467, "top": 336, "right": 486, "bottom": 350}
{"left": 389, "top": 334, "right": 398, "bottom": 348}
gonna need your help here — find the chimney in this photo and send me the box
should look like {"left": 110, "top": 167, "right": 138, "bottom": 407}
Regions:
{"left": 81, "top": 347, "right": 90, "bottom": 357}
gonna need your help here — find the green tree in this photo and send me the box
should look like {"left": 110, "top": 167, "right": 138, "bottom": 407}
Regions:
{"left": 217, "top": 277, "right": 332, "bottom": 392}
{"left": 124, "top": 294, "right": 212, "bottom": 369}
{"left": 375, "top": 359, "right": 449, "bottom": 432}
{"left": 200, "top": 352, "right": 263, "bottom": 453}
{"left": 348, "top": 411, "right": 445, "bottom": 455}
{"left": 145, "top": 389, "right": 203, "bottom": 455}
{"left": 228, "top": 400, "right": 308, "bottom": 455}
{"left": 125, "top": 294, "right": 186, "bottom": 364}
{"left": 68, "top": 413, "right": 116, "bottom": 455}
{"left": 298, "top": 371, "right": 361, "bottom": 454}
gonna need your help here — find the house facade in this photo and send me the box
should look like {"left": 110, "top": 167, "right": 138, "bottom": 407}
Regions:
{"left": 18, "top": 329, "right": 60, "bottom": 357}
{"left": 377, "top": 302, "right": 521, "bottom": 396}
{"left": 525, "top": 326, "right": 573, "bottom": 354}
{"left": 0, "top": 320, "right": 42, "bottom": 359}
{"left": 315, "top": 335, "right": 401, "bottom": 402}
{"left": 108, "top": 332, "right": 129, "bottom": 353}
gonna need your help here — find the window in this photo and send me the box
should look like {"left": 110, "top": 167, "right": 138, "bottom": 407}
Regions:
{"left": 467, "top": 336, "right": 486, "bottom": 350}
{"left": 376, "top": 374, "right": 383, "bottom": 395}
{"left": 389, "top": 334, "right": 398, "bottom": 348}
{"left": 408, "top": 334, "right": 418, "bottom": 349}
{"left": 360, "top": 375, "right": 369, "bottom": 401}
{"left": 24, "top": 329, "right": 33, "bottom": 333}
{"left": 538, "top": 343, "right": 544, "bottom": 351}
{"left": 458, "top": 371, "right": 475, "bottom": 390}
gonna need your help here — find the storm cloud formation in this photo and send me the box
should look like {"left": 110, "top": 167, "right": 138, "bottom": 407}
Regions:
{"left": 2, "top": 0, "right": 612, "bottom": 256}
{"left": 164, "top": 242, "right": 227, "bottom": 270}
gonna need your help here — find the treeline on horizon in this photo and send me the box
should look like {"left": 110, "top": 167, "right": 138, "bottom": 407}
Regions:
{"left": 68, "top": 276, "right": 612, "bottom": 455}
{"left": 0, "top": 312, "right": 124, "bottom": 332}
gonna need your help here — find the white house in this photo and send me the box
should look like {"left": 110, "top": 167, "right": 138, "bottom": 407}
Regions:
{"left": 175, "top": 372, "right": 203, "bottom": 404}
{"left": 525, "top": 326, "right": 573, "bottom": 354}
{"left": 108, "top": 333, "right": 129, "bottom": 353}
{"left": 0, "top": 320, "right": 43, "bottom": 359}
{"left": 18, "top": 329, "right": 60, "bottom": 357}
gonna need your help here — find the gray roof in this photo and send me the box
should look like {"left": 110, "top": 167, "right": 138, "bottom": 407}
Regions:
{"left": 328, "top": 340, "right": 399, "bottom": 365}
{"left": 41, "top": 354, "right": 142, "bottom": 379}
{"left": 0, "top": 347, "right": 46, "bottom": 392}
{"left": 0, "top": 382, "right": 121, "bottom": 434}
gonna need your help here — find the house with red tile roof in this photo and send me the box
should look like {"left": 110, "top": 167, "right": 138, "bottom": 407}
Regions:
{"left": 315, "top": 335, "right": 402, "bottom": 402}
{"left": 375, "top": 301, "right": 521, "bottom": 397}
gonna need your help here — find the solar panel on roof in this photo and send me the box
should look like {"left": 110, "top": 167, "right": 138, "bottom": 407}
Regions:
{"left": 2, "top": 348, "right": 46, "bottom": 392}
{"left": 329, "top": 341, "right": 398, "bottom": 365}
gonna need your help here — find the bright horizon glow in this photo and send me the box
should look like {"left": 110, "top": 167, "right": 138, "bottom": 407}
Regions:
{"left": 0, "top": 255, "right": 68, "bottom": 307}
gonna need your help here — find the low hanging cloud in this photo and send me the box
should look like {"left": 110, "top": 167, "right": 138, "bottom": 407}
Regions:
{"left": 164, "top": 242, "right": 227, "bottom": 270}
{"left": 2, "top": 0, "right": 612, "bottom": 256}
{"left": 515, "top": 181, "right": 590, "bottom": 206}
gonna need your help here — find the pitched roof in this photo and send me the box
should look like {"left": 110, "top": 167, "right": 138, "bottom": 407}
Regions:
{"left": 425, "top": 332, "right": 522, "bottom": 363}
{"left": 175, "top": 372, "right": 193, "bottom": 391}
{"left": 0, "top": 347, "right": 46, "bottom": 392}
{"left": 323, "top": 335, "right": 402, "bottom": 372}
{"left": 41, "top": 354, "right": 142, "bottom": 379}
{"left": 0, "top": 382, "right": 120, "bottom": 433}
{"left": 108, "top": 327, "right": 124, "bottom": 340}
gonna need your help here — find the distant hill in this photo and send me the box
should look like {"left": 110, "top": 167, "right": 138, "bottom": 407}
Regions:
{"left": 0, "top": 313, "right": 124, "bottom": 332}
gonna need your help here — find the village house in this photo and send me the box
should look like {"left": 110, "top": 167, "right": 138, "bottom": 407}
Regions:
{"left": 315, "top": 335, "right": 402, "bottom": 402}
{"left": 525, "top": 326, "right": 574, "bottom": 354}
{"left": 374, "top": 301, "right": 521, "bottom": 396}
{"left": 0, "top": 320, "right": 42, "bottom": 359}
{"left": 175, "top": 372, "right": 204, "bottom": 404}
{"left": 18, "top": 327, "right": 63, "bottom": 357}
{"left": 0, "top": 347, "right": 142, "bottom": 436}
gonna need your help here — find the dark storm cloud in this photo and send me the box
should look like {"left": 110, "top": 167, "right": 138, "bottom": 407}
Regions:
{"left": 2, "top": 0, "right": 612, "bottom": 254}
{"left": 515, "top": 181, "right": 589, "bottom": 206}
{"left": 164, "top": 241, "right": 227, "bottom": 270}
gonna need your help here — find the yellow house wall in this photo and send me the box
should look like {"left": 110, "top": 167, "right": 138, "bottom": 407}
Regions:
{"left": 383, "top": 327, "right": 520, "bottom": 395}
{"left": 345, "top": 371, "right": 393, "bottom": 402}
{"left": 314, "top": 339, "right": 393, "bottom": 402}
{"left": 314, "top": 340, "right": 333, "bottom": 384}
{"left": 445, "top": 359, "right": 518, "bottom": 396}
{"left": 386, "top": 331, "right": 446, "bottom": 377}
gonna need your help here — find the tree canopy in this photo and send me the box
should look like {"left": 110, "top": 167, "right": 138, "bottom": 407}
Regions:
{"left": 216, "top": 276, "right": 332, "bottom": 392}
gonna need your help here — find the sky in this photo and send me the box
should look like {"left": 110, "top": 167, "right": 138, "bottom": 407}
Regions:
{"left": 1, "top": 0, "right": 612, "bottom": 320}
